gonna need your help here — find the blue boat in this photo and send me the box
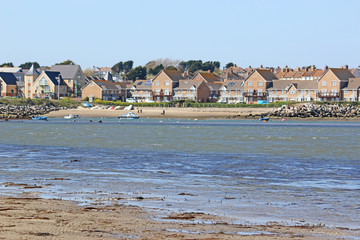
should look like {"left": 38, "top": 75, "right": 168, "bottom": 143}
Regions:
{"left": 32, "top": 116, "right": 48, "bottom": 121}
{"left": 118, "top": 112, "right": 140, "bottom": 119}
{"left": 259, "top": 117, "right": 270, "bottom": 122}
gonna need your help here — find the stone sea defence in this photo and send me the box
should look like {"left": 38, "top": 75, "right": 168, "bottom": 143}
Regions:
{"left": 269, "top": 103, "right": 360, "bottom": 118}
{"left": 0, "top": 105, "right": 61, "bottom": 119}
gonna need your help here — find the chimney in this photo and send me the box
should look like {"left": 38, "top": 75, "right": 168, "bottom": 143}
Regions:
{"left": 260, "top": 65, "right": 263, "bottom": 69}
{"left": 249, "top": 65, "right": 252, "bottom": 69}
{"left": 324, "top": 65, "right": 329, "bottom": 70}
{"left": 340, "top": 65, "right": 343, "bottom": 69}
{"left": 296, "top": 67, "right": 300, "bottom": 71}
{"left": 207, "top": 70, "right": 211, "bottom": 73}
{"left": 310, "top": 65, "right": 315, "bottom": 71}
{"left": 344, "top": 65, "right": 348, "bottom": 69}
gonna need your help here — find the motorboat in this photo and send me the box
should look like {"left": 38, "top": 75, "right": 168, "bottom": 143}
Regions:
{"left": 32, "top": 116, "right": 48, "bottom": 121}
{"left": 118, "top": 112, "right": 140, "bottom": 119}
{"left": 259, "top": 117, "right": 270, "bottom": 122}
{"left": 64, "top": 114, "right": 79, "bottom": 119}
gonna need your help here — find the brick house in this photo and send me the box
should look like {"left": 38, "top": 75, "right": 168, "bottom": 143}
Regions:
{"left": 24, "top": 65, "right": 40, "bottom": 98}
{"left": 192, "top": 72, "right": 221, "bottom": 83}
{"left": 317, "top": 68, "right": 355, "bottom": 102}
{"left": 243, "top": 69, "right": 277, "bottom": 104}
{"left": 173, "top": 79, "right": 210, "bottom": 102}
{"left": 0, "top": 72, "right": 18, "bottom": 97}
{"left": 81, "top": 80, "right": 125, "bottom": 101}
{"left": 152, "top": 70, "right": 184, "bottom": 102}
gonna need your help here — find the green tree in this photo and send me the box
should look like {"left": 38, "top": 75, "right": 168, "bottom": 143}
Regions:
{"left": 19, "top": 62, "right": 40, "bottom": 69}
{"left": 225, "top": 62, "right": 234, "bottom": 69}
{"left": 123, "top": 60, "right": 134, "bottom": 73}
{"left": 148, "top": 64, "right": 164, "bottom": 75}
{"left": 111, "top": 61, "right": 124, "bottom": 74}
{"left": 126, "top": 66, "right": 147, "bottom": 81}
{"left": 0, "top": 62, "right": 14, "bottom": 67}
{"left": 56, "top": 59, "right": 76, "bottom": 65}
{"left": 165, "top": 66, "right": 178, "bottom": 71}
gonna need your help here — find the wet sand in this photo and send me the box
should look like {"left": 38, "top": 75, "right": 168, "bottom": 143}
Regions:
{"left": 46, "top": 106, "right": 276, "bottom": 119}
{"left": 0, "top": 195, "right": 358, "bottom": 240}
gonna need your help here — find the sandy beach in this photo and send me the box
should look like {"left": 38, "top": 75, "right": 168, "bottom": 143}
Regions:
{"left": 46, "top": 106, "right": 277, "bottom": 119}
{"left": 0, "top": 194, "right": 358, "bottom": 240}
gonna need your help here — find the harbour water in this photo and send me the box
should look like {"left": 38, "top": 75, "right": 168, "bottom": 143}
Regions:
{"left": 0, "top": 118, "right": 359, "bottom": 228}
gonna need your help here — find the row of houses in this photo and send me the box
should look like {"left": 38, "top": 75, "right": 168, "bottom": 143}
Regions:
{"left": 125, "top": 66, "right": 360, "bottom": 103}
{"left": 1, "top": 64, "right": 360, "bottom": 103}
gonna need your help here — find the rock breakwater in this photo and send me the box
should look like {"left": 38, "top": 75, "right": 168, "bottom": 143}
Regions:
{"left": 0, "top": 105, "right": 63, "bottom": 119}
{"left": 269, "top": 103, "right": 360, "bottom": 118}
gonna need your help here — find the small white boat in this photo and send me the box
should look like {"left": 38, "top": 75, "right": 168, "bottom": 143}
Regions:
{"left": 32, "top": 116, "right": 48, "bottom": 121}
{"left": 118, "top": 112, "right": 140, "bottom": 119}
{"left": 64, "top": 114, "right": 79, "bottom": 119}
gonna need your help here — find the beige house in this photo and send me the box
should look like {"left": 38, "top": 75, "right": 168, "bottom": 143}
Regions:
{"left": 0, "top": 72, "right": 18, "bottom": 97}
{"left": 81, "top": 80, "right": 125, "bottom": 101}
{"left": 24, "top": 65, "right": 40, "bottom": 98}
{"left": 152, "top": 70, "right": 184, "bottom": 102}
{"left": 130, "top": 79, "right": 153, "bottom": 102}
{"left": 267, "top": 80, "right": 318, "bottom": 102}
{"left": 317, "top": 68, "right": 355, "bottom": 102}
{"left": 31, "top": 71, "right": 67, "bottom": 99}
{"left": 218, "top": 80, "right": 244, "bottom": 103}
{"left": 342, "top": 78, "right": 360, "bottom": 101}
{"left": 173, "top": 79, "right": 210, "bottom": 102}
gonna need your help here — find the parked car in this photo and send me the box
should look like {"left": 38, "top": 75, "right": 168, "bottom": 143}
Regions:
{"left": 126, "top": 98, "right": 137, "bottom": 103}
{"left": 145, "top": 99, "right": 155, "bottom": 103}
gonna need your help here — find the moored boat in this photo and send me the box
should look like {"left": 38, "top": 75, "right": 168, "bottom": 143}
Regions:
{"left": 64, "top": 114, "right": 79, "bottom": 119}
{"left": 118, "top": 112, "right": 140, "bottom": 119}
{"left": 259, "top": 117, "right": 270, "bottom": 122}
{"left": 32, "top": 116, "right": 48, "bottom": 121}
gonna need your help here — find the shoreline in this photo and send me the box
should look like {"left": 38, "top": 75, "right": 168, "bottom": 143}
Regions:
{"left": 0, "top": 194, "right": 358, "bottom": 239}
{"left": 43, "top": 106, "right": 360, "bottom": 121}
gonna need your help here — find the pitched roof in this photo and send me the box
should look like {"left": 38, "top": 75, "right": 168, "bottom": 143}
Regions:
{"left": 104, "top": 72, "right": 113, "bottom": 81}
{"left": 25, "top": 64, "right": 40, "bottom": 76}
{"left": 133, "top": 79, "right": 153, "bottom": 90}
{"left": 222, "top": 80, "right": 244, "bottom": 90}
{"left": 206, "top": 82, "right": 222, "bottom": 91}
{"left": 329, "top": 68, "right": 355, "bottom": 81}
{"left": 0, "top": 72, "right": 18, "bottom": 85}
{"left": 344, "top": 78, "right": 360, "bottom": 90}
{"left": 221, "top": 70, "right": 242, "bottom": 80}
{"left": 49, "top": 65, "right": 82, "bottom": 79}
{"left": 43, "top": 71, "right": 66, "bottom": 86}
{"left": 162, "top": 70, "right": 184, "bottom": 82}
{"left": 0, "top": 67, "right": 22, "bottom": 73}
{"left": 269, "top": 80, "right": 318, "bottom": 90}
{"left": 255, "top": 69, "right": 278, "bottom": 82}
{"left": 312, "top": 69, "right": 325, "bottom": 77}
{"left": 92, "top": 80, "right": 121, "bottom": 90}
{"left": 176, "top": 79, "right": 204, "bottom": 89}
{"left": 194, "top": 72, "right": 220, "bottom": 83}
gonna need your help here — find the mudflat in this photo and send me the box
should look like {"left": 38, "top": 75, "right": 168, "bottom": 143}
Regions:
{"left": 0, "top": 196, "right": 358, "bottom": 240}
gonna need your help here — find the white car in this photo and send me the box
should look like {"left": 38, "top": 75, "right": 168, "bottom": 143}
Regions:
{"left": 126, "top": 98, "right": 137, "bottom": 103}
{"left": 145, "top": 99, "right": 155, "bottom": 103}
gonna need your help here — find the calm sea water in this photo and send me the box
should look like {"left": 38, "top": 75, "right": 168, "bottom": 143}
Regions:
{"left": 0, "top": 118, "right": 359, "bottom": 228}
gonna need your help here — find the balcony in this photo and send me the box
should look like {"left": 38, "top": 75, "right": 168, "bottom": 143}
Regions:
{"left": 243, "top": 92, "right": 267, "bottom": 97}
{"left": 317, "top": 92, "right": 339, "bottom": 98}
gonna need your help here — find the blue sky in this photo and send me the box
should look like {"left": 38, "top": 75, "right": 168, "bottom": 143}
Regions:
{"left": 1, "top": 0, "right": 359, "bottom": 69}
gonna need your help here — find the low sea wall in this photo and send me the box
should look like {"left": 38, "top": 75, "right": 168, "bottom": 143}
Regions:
{"left": 0, "top": 105, "right": 61, "bottom": 119}
{"left": 269, "top": 103, "right": 360, "bottom": 118}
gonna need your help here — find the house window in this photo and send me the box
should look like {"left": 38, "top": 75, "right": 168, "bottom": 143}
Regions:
{"left": 247, "top": 81, "right": 252, "bottom": 86}
{"left": 321, "top": 81, "right": 326, "bottom": 86}
{"left": 332, "top": 81, "right": 336, "bottom": 86}
{"left": 165, "top": 81, "right": 169, "bottom": 86}
{"left": 257, "top": 81, "right": 263, "bottom": 86}
{"left": 90, "top": 81, "right": 94, "bottom": 86}
{"left": 344, "top": 90, "right": 348, "bottom": 94}
{"left": 155, "top": 81, "right": 160, "bottom": 86}
{"left": 164, "top": 89, "right": 169, "bottom": 95}
{"left": 290, "top": 89, "right": 295, "bottom": 95}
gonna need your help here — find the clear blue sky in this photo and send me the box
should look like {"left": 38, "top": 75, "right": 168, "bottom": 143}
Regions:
{"left": 1, "top": 0, "right": 359, "bottom": 69}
